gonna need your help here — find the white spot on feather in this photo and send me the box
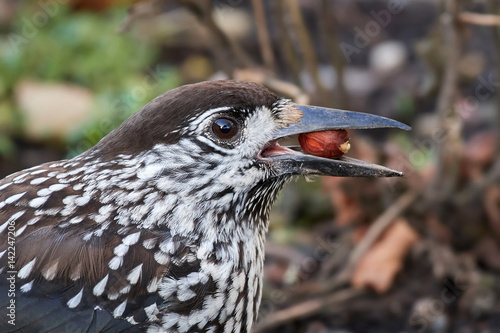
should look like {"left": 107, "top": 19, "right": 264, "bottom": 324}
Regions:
{"left": 37, "top": 188, "right": 52, "bottom": 197}
{"left": 49, "top": 183, "right": 67, "bottom": 192}
{"left": 113, "top": 299, "right": 127, "bottom": 317}
{"left": 16, "top": 225, "right": 27, "bottom": 237}
{"left": 114, "top": 243, "right": 129, "bottom": 257}
{"left": 26, "top": 217, "right": 41, "bottom": 226}
{"left": 120, "top": 285, "right": 131, "bottom": 294}
{"left": 0, "top": 222, "right": 8, "bottom": 234}
{"left": 75, "top": 195, "right": 91, "bottom": 206}
{"left": 13, "top": 174, "right": 27, "bottom": 183}
{"left": 42, "top": 261, "right": 59, "bottom": 280}
{"left": 93, "top": 274, "right": 109, "bottom": 296}
{"left": 109, "top": 256, "right": 123, "bottom": 270}
{"left": 137, "top": 163, "right": 164, "bottom": 181}
{"left": 67, "top": 288, "right": 84, "bottom": 308}
{"left": 144, "top": 303, "right": 159, "bottom": 321}
{"left": 20, "top": 280, "right": 34, "bottom": 293}
{"left": 30, "top": 177, "right": 49, "bottom": 185}
{"left": 161, "top": 313, "right": 180, "bottom": 329}
{"left": 147, "top": 277, "right": 160, "bottom": 293}
{"left": 108, "top": 292, "right": 120, "bottom": 300}
{"left": 6, "top": 192, "right": 26, "bottom": 204}
{"left": 18, "top": 258, "right": 36, "bottom": 279}
{"left": 154, "top": 251, "right": 170, "bottom": 265}
{"left": 177, "top": 288, "right": 196, "bottom": 302}
{"left": 122, "top": 231, "right": 141, "bottom": 245}
{"left": 142, "top": 238, "right": 157, "bottom": 249}
{"left": 127, "top": 264, "right": 143, "bottom": 284}
{"left": 29, "top": 196, "right": 49, "bottom": 208}
{"left": 69, "top": 216, "right": 84, "bottom": 224}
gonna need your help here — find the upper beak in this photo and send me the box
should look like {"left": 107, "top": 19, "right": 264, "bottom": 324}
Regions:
{"left": 266, "top": 105, "right": 411, "bottom": 178}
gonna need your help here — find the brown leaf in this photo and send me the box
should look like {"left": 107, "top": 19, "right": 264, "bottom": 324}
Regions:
{"left": 351, "top": 218, "right": 420, "bottom": 293}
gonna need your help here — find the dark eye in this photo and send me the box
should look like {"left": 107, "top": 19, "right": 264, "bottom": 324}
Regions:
{"left": 212, "top": 117, "right": 239, "bottom": 139}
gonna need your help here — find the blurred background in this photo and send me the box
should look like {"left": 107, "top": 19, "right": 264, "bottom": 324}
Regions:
{"left": 1, "top": 0, "right": 500, "bottom": 332}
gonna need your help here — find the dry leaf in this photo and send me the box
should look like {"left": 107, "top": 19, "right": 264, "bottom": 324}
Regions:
{"left": 351, "top": 218, "right": 420, "bottom": 293}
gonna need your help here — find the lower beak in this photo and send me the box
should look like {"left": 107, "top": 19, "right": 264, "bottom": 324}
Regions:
{"left": 264, "top": 105, "right": 411, "bottom": 178}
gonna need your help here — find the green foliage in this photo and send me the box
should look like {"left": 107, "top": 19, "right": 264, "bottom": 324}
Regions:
{"left": 0, "top": 4, "right": 180, "bottom": 157}
{"left": 393, "top": 91, "right": 416, "bottom": 116}
{"left": 2, "top": 5, "right": 154, "bottom": 91}
{"left": 391, "top": 132, "right": 434, "bottom": 171}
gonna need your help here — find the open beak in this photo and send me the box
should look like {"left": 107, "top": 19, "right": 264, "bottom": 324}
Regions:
{"left": 261, "top": 105, "right": 411, "bottom": 177}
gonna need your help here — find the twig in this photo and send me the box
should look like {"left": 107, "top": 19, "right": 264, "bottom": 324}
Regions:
{"left": 318, "top": 0, "right": 349, "bottom": 109}
{"left": 180, "top": 0, "right": 254, "bottom": 76}
{"left": 251, "top": 0, "right": 275, "bottom": 72}
{"left": 271, "top": 0, "right": 301, "bottom": 84}
{"left": 265, "top": 242, "right": 309, "bottom": 267}
{"left": 119, "top": 0, "right": 163, "bottom": 33}
{"left": 428, "top": 0, "right": 462, "bottom": 201}
{"left": 458, "top": 11, "right": 500, "bottom": 26}
{"left": 264, "top": 76, "right": 309, "bottom": 105}
{"left": 252, "top": 288, "right": 364, "bottom": 332}
{"left": 284, "top": 0, "right": 330, "bottom": 104}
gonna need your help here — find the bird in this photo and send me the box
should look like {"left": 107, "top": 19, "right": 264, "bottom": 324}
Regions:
{"left": 0, "top": 80, "right": 409, "bottom": 333}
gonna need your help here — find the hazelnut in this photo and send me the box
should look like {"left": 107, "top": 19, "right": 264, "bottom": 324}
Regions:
{"left": 298, "top": 129, "right": 350, "bottom": 159}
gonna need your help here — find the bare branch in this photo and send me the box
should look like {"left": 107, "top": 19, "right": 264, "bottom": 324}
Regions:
{"left": 428, "top": 0, "right": 463, "bottom": 201}
{"left": 284, "top": 0, "right": 330, "bottom": 104}
{"left": 180, "top": 0, "right": 254, "bottom": 76}
{"left": 253, "top": 288, "right": 364, "bottom": 332}
{"left": 251, "top": 0, "right": 276, "bottom": 72}
{"left": 458, "top": 11, "right": 500, "bottom": 26}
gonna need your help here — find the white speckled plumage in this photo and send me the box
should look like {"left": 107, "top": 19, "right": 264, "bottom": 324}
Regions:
{"left": 0, "top": 81, "right": 315, "bottom": 333}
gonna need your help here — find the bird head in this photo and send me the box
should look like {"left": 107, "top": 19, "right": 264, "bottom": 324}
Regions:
{"left": 91, "top": 80, "right": 408, "bottom": 198}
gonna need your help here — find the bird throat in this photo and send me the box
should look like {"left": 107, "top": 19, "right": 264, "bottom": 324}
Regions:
{"left": 83, "top": 146, "right": 291, "bottom": 332}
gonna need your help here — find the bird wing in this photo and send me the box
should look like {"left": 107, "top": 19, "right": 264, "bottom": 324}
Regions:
{"left": 0, "top": 163, "right": 193, "bottom": 332}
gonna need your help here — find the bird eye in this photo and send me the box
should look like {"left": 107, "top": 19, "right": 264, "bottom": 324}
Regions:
{"left": 212, "top": 117, "right": 239, "bottom": 140}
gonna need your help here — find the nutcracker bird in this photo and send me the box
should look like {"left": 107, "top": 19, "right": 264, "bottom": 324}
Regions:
{"left": 0, "top": 80, "right": 409, "bottom": 333}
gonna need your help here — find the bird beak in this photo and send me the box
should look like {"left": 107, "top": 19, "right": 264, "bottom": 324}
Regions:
{"left": 263, "top": 105, "right": 411, "bottom": 177}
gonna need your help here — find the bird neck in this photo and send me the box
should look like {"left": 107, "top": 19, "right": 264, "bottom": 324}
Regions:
{"left": 80, "top": 146, "right": 289, "bottom": 331}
